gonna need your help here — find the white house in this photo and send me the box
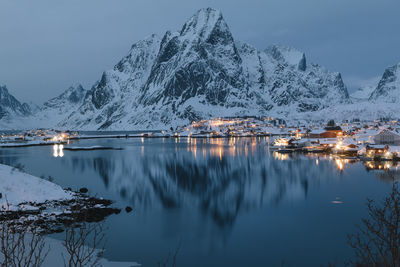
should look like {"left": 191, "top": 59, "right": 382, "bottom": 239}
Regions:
{"left": 374, "top": 130, "right": 400, "bottom": 144}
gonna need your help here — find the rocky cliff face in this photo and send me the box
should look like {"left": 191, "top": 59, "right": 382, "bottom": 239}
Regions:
{"left": 369, "top": 63, "right": 400, "bottom": 103}
{"left": 0, "top": 85, "right": 31, "bottom": 121}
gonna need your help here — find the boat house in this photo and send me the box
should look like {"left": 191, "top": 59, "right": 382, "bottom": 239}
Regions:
{"left": 366, "top": 144, "right": 389, "bottom": 158}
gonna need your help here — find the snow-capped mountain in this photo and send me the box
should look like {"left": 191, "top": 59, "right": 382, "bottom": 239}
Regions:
{"left": 292, "top": 63, "right": 400, "bottom": 122}
{"left": 0, "top": 85, "right": 31, "bottom": 121}
{"left": 28, "top": 84, "right": 88, "bottom": 128}
{"left": 42, "top": 84, "right": 86, "bottom": 109}
{"left": 370, "top": 62, "right": 400, "bottom": 103}
{"left": 53, "top": 8, "right": 350, "bottom": 130}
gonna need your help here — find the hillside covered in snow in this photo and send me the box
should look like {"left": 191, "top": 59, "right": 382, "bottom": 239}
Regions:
{"left": 305, "top": 62, "right": 400, "bottom": 122}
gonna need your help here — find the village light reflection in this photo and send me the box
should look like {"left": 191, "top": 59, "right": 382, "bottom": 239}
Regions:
{"left": 186, "top": 137, "right": 248, "bottom": 160}
{"left": 52, "top": 144, "right": 64, "bottom": 158}
{"left": 335, "top": 158, "right": 344, "bottom": 171}
{"left": 273, "top": 151, "right": 289, "bottom": 161}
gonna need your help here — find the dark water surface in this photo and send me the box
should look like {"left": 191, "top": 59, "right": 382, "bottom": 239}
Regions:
{"left": 0, "top": 137, "right": 393, "bottom": 266}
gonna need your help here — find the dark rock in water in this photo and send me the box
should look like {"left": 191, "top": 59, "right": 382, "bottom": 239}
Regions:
{"left": 79, "top": 187, "right": 89, "bottom": 193}
{"left": 0, "top": 193, "right": 2, "bottom": 199}
{"left": 65, "top": 187, "right": 72, "bottom": 191}
{"left": 125, "top": 206, "right": 133, "bottom": 213}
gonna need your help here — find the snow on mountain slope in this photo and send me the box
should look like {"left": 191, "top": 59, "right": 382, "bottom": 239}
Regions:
{"left": 0, "top": 85, "right": 31, "bottom": 118}
{"left": 310, "top": 62, "right": 400, "bottom": 122}
{"left": 265, "top": 45, "right": 306, "bottom": 71}
{"left": 0, "top": 85, "right": 32, "bottom": 128}
{"left": 351, "top": 85, "right": 376, "bottom": 102}
{"left": 43, "top": 84, "right": 86, "bottom": 109}
{"left": 370, "top": 62, "right": 400, "bottom": 103}
{"left": 58, "top": 34, "right": 162, "bottom": 130}
{"left": 0, "top": 84, "right": 89, "bottom": 130}
{"left": 31, "top": 84, "right": 88, "bottom": 128}
{"left": 51, "top": 8, "right": 350, "bottom": 130}
{"left": 288, "top": 102, "right": 400, "bottom": 122}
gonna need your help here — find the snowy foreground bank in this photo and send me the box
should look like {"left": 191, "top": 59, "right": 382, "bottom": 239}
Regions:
{"left": 0, "top": 164, "right": 139, "bottom": 266}
{"left": 0, "top": 164, "right": 120, "bottom": 233}
{"left": 0, "top": 164, "right": 72, "bottom": 209}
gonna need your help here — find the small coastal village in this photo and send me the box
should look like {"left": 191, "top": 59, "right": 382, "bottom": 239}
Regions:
{"left": 2, "top": 117, "right": 400, "bottom": 172}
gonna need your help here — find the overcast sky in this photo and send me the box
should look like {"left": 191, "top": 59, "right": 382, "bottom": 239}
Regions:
{"left": 0, "top": 0, "right": 399, "bottom": 104}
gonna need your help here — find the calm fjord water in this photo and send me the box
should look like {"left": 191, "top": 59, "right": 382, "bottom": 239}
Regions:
{"left": 0, "top": 137, "right": 393, "bottom": 266}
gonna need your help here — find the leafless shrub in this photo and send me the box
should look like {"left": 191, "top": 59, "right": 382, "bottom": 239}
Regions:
{"left": 347, "top": 182, "right": 400, "bottom": 266}
{"left": 0, "top": 222, "right": 49, "bottom": 267}
{"left": 62, "top": 211, "right": 106, "bottom": 267}
{"left": 157, "top": 241, "right": 181, "bottom": 267}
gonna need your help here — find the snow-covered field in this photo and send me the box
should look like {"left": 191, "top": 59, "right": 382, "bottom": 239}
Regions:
{"left": 0, "top": 164, "right": 72, "bottom": 209}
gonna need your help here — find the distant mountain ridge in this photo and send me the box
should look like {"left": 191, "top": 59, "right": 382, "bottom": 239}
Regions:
{"left": 294, "top": 62, "right": 400, "bottom": 122}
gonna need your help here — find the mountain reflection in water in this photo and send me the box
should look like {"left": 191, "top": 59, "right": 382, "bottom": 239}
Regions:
{"left": 1, "top": 138, "right": 399, "bottom": 230}
{"left": 58, "top": 138, "right": 344, "bottom": 228}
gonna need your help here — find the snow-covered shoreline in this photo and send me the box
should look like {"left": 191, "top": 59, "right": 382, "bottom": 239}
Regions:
{"left": 0, "top": 164, "right": 137, "bottom": 266}
{"left": 0, "top": 164, "right": 72, "bottom": 209}
{"left": 0, "top": 163, "right": 121, "bottom": 234}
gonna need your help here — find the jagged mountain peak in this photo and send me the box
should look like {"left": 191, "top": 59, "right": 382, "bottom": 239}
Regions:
{"left": 0, "top": 85, "right": 15, "bottom": 100}
{"left": 180, "top": 8, "right": 230, "bottom": 42}
{"left": 0, "top": 85, "right": 31, "bottom": 120}
{"left": 43, "top": 84, "right": 86, "bottom": 108}
{"left": 369, "top": 62, "right": 400, "bottom": 103}
{"left": 138, "top": 7, "right": 242, "bottom": 107}
{"left": 265, "top": 45, "right": 307, "bottom": 71}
